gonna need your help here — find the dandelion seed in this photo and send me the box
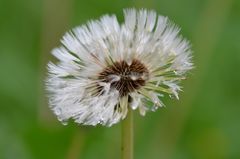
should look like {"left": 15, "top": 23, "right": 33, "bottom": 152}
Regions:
{"left": 46, "top": 8, "right": 193, "bottom": 127}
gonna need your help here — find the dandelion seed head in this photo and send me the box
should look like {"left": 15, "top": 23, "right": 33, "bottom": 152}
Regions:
{"left": 46, "top": 8, "right": 193, "bottom": 126}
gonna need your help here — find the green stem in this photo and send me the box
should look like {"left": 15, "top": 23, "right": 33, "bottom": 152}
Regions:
{"left": 122, "top": 108, "right": 133, "bottom": 159}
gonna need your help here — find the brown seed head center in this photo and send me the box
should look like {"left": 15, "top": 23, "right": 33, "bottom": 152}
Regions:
{"left": 98, "top": 59, "right": 149, "bottom": 96}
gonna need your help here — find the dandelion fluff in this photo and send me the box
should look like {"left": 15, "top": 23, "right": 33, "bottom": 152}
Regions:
{"left": 46, "top": 8, "right": 193, "bottom": 127}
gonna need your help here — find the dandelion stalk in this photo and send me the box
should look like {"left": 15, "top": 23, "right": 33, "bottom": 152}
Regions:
{"left": 122, "top": 108, "right": 133, "bottom": 159}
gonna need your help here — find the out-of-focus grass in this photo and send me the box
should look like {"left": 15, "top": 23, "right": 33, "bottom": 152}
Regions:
{"left": 0, "top": 0, "right": 240, "bottom": 159}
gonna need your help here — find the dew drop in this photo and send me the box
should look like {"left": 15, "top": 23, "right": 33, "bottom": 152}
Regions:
{"left": 99, "top": 119, "right": 104, "bottom": 125}
{"left": 126, "top": 58, "right": 132, "bottom": 66}
{"left": 62, "top": 120, "right": 68, "bottom": 126}
{"left": 57, "top": 116, "right": 63, "bottom": 123}
{"left": 151, "top": 105, "right": 158, "bottom": 112}
{"left": 55, "top": 108, "right": 62, "bottom": 115}
{"left": 108, "top": 74, "right": 120, "bottom": 82}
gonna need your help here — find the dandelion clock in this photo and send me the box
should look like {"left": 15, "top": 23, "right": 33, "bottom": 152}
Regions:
{"left": 46, "top": 8, "right": 193, "bottom": 159}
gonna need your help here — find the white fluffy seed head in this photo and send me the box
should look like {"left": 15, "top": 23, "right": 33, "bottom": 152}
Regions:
{"left": 46, "top": 8, "right": 193, "bottom": 127}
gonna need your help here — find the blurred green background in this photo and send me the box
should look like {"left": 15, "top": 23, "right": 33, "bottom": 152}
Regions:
{"left": 0, "top": 0, "right": 240, "bottom": 159}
